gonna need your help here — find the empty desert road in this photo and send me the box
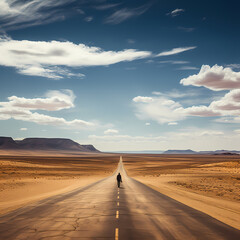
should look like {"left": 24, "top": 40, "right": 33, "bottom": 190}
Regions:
{"left": 0, "top": 156, "right": 239, "bottom": 240}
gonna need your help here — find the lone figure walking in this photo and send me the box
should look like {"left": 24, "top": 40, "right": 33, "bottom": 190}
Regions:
{"left": 117, "top": 173, "right": 122, "bottom": 188}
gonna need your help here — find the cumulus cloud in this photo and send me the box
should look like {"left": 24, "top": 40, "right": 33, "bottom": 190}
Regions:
{"left": 132, "top": 96, "right": 185, "bottom": 124}
{"left": 104, "top": 4, "right": 151, "bottom": 24}
{"left": 157, "top": 46, "right": 196, "bottom": 57}
{"left": 20, "top": 128, "right": 27, "bottom": 131}
{"left": 0, "top": 90, "right": 97, "bottom": 129}
{"left": 145, "top": 122, "right": 150, "bottom": 126}
{"left": 166, "top": 8, "right": 185, "bottom": 17}
{"left": 0, "top": 89, "right": 75, "bottom": 111}
{"left": 180, "top": 65, "right": 240, "bottom": 91}
{"left": 132, "top": 89, "right": 240, "bottom": 123}
{"left": 104, "top": 129, "right": 119, "bottom": 134}
{"left": 0, "top": 36, "right": 151, "bottom": 78}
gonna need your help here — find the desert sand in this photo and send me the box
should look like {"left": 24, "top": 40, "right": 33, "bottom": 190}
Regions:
{"left": 0, "top": 153, "right": 119, "bottom": 215}
{"left": 123, "top": 154, "right": 240, "bottom": 230}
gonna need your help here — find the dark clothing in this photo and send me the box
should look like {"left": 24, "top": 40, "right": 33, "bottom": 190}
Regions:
{"left": 117, "top": 173, "right": 122, "bottom": 188}
{"left": 117, "top": 174, "right": 122, "bottom": 182}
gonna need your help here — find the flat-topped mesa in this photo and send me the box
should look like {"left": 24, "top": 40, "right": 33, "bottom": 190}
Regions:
{"left": 16, "top": 138, "right": 87, "bottom": 151}
{"left": 0, "top": 137, "right": 19, "bottom": 149}
{"left": 0, "top": 137, "right": 100, "bottom": 152}
{"left": 82, "top": 144, "right": 100, "bottom": 152}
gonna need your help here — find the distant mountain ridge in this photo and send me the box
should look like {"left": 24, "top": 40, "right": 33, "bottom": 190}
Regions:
{"left": 163, "top": 149, "right": 240, "bottom": 154}
{"left": 0, "top": 137, "right": 99, "bottom": 153}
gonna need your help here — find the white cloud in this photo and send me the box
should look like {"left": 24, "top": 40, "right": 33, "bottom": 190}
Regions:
{"left": 0, "top": 90, "right": 97, "bottom": 130}
{"left": 89, "top": 134, "right": 166, "bottom": 142}
{"left": 87, "top": 128, "right": 237, "bottom": 152}
{"left": 180, "top": 65, "right": 240, "bottom": 91}
{"left": 104, "top": 129, "right": 119, "bottom": 134}
{"left": 132, "top": 96, "right": 153, "bottom": 103}
{"left": 157, "top": 46, "right": 196, "bottom": 57}
{"left": 145, "top": 122, "right": 150, "bottom": 126}
{"left": 168, "top": 122, "right": 178, "bottom": 125}
{"left": 0, "top": 0, "right": 76, "bottom": 30}
{"left": 0, "top": 36, "right": 151, "bottom": 78}
{"left": 225, "top": 64, "right": 240, "bottom": 70}
{"left": 167, "top": 9, "right": 185, "bottom": 17}
{"left": 84, "top": 16, "right": 93, "bottom": 22}
{"left": 20, "top": 128, "right": 27, "bottom": 131}
{"left": 104, "top": 4, "right": 151, "bottom": 24}
{"left": 133, "top": 89, "right": 240, "bottom": 123}
{"left": 215, "top": 116, "right": 240, "bottom": 123}
{"left": 132, "top": 96, "right": 185, "bottom": 124}
{"left": 152, "top": 89, "right": 200, "bottom": 99}
{"left": 0, "top": 89, "right": 75, "bottom": 111}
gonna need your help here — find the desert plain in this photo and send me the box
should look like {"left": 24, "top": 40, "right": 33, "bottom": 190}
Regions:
{"left": 0, "top": 152, "right": 239, "bottom": 230}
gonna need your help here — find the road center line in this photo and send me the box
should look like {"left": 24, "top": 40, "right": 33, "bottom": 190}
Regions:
{"left": 115, "top": 228, "right": 119, "bottom": 240}
{"left": 117, "top": 202, "right": 119, "bottom": 206}
{"left": 117, "top": 196, "right": 119, "bottom": 199}
{"left": 116, "top": 210, "right": 119, "bottom": 219}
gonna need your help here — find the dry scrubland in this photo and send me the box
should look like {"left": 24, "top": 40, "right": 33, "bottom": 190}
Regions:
{"left": 1, "top": 152, "right": 240, "bottom": 230}
{"left": 0, "top": 153, "right": 119, "bottom": 215}
{"left": 123, "top": 154, "right": 240, "bottom": 229}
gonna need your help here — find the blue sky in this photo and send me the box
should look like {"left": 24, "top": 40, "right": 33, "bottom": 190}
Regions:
{"left": 0, "top": 0, "right": 240, "bottom": 151}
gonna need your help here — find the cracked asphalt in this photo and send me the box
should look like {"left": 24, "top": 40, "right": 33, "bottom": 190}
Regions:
{"left": 0, "top": 157, "right": 239, "bottom": 240}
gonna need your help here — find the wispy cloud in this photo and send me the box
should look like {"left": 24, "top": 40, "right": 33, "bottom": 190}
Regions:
{"left": 159, "top": 60, "right": 189, "bottom": 64}
{"left": 84, "top": 16, "right": 93, "bottom": 22}
{"left": 167, "top": 8, "right": 185, "bottom": 17}
{"left": 93, "top": 3, "right": 121, "bottom": 11}
{"left": 177, "top": 66, "right": 198, "bottom": 70}
{"left": 225, "top": 64, "right": 240, "bottom": 70}
{"left": 178, "top": 26, "right": 195, "bottom": 32}
{"left": 0, "top": 0, "right": 77, "bottom": 31}
{"left": 104, "top": 4, "right": 151, "bottom": 24}
{"left": 157, "top": 46, "right": 196, "bottom": 57}
{"left": 0, "top": 36, "right": 151, "bottom": 79}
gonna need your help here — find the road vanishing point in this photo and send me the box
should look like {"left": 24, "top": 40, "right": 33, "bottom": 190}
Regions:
{"left": 0, "top": 156, "right": 239, "bottom": 240}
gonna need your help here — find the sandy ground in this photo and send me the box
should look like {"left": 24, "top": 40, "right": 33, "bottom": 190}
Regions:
{"left": 0, "top": 153, "right": 119, "bottom": 215}
{"left": 123, "top": 154, "right": 240, "bottom": 230}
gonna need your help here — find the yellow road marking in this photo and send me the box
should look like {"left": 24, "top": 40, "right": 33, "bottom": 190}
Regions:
{"left": 117, "top": 202, "right": 119, "bottom": 206}
{"left": 115, "top": 228, "right": 119, "bottom": 240}
{"left": 117, "top": 196, "right": 119, "bottom": 199}
{"left": 116, "top": 210, "right": 119, "bottom": 219}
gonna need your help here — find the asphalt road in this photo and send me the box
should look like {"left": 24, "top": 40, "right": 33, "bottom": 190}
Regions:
{"left": 0, "top": 156, "right": 239, "bottom": 240}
